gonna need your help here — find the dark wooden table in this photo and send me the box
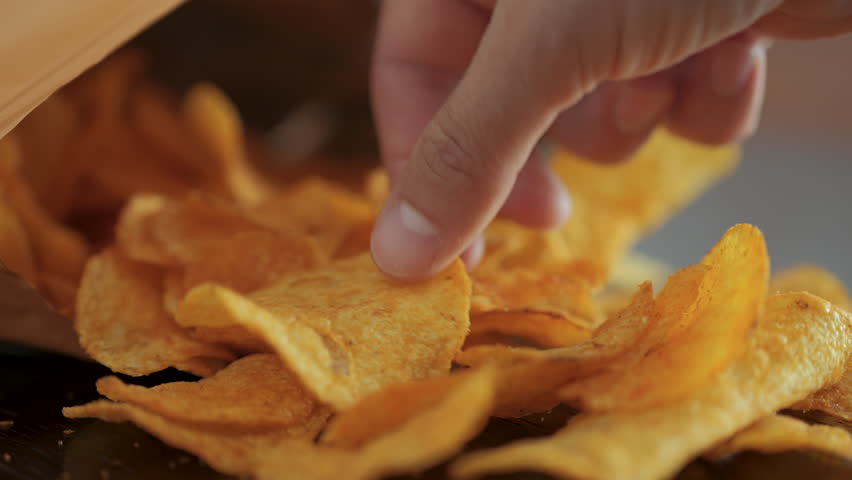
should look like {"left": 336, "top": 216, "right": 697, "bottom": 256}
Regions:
{"left": 1, "top": 342, "right": 850, "bottom": 480}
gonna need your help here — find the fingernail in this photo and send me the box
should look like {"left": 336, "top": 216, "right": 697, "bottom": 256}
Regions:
{"left": 613, "top": 82, "right": 671, "bottom": 135}
{"left": 370, "top": 199, "right": 441, "bottom": 279}
{"left": 711, "top": 42, "right": 763, "bottom": 97}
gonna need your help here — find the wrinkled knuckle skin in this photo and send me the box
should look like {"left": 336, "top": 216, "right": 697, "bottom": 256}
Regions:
{"left": 417, "top": 119, "right": 480, "bottom": 192}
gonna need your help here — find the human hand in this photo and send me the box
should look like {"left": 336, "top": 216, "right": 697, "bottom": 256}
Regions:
{"left": 369, "top": 0, "right": 852, "bottom": 280}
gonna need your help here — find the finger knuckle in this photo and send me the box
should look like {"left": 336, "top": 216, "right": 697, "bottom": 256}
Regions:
{"left": 417, "top": 113, "right": 482, "bottom": 192}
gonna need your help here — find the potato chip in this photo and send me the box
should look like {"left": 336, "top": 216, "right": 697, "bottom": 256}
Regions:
{"left": 476, "top": 220, "right": 572, "bottom": 276}
{"left": 256, "top": 366, "right": 497, "bottom": 480}
{"left": 770, "top": 264, "right": 851, "bottom": 311}
{"left": 561, "top": 224, "right": 769, "bottom": 412}
{"left": 67, "top": 366, "right": 495, "bottom": 480}
{"left": 471, "top": 266, "right": 600, "bottom": 327}
{"left": 116, "top": 193, "right": 264, "bottom": 267}
{"left": 706, "top": 414, "right": 852, "bottom": 461}
{"left": 0, "top": 136, "right": 89, "bottom": 281}
{"left": 75, "top": 248, "right": 234, "bottom": 376}
{"left": 64, "top": 400, "right": 330, "bottom": 479}
{"left": 95, "top": 354, "right": 318, "bottom": 431}
{"left": 322, "top": 373, "right": 471, "bottom": 448}
{"left": 792, "top": 367, "right": 851, "bottom": 423}
{"left": 183, "top": 83, "right": 270, "bottom": 206}
{"left": 176, "top": 254, "right": 470, "bottom": 408}
{"left": 457, "top": 283, "right": 656, "bottom": 418}
{"left": 468, "top": 311, "right": 592, "bottom": 349}
{"left": 451, "top": 293, "right": 852, "bottom": 480}
{"left": 181, "top": 229, "right": 325, "bottom": 295}
{"left": 0, "top": 200, "right": 37, "bottom": 286}
{"left": 552, "top": 129, "right": 738, "bottom": 279}
{"left": 248, "top": 178, "right": 375, "bottom": 259}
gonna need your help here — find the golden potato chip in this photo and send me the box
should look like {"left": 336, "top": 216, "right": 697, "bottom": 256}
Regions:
{"left": 256, "top": 366, "right": 497, "bottom": 480}
{"left": 0, "top": 200, "right": 37, "bottom": 286}
{"left": 181, "top": 229, "right": 325, "bottom": 295}
{"left": 452, "top": 292, "right": 852, "bottom": 480}
{"left": 183, "top": 83, "right": 269, "bottom": 206}
{"left": 792, "top": 367, "right": 851, "bottom": 422}
{"left": 116, "top": 193, "right": 264, "bottom": 267}
{"left": 562, "top": 224, "right": 769, "bottom": 412}
{"left": 67, "top": 366, "right": 495, "bottom": 480}
{"left": 706, "top": 414, "right": 852, "bottom": 461}
{"left": 476, "top": 220, "right": 572, "bottom": 276}
{"left": 248, "top": 178, "right": 375, "bottom": 259}
{"left": 64, "top": 400, "right": 330, "bottom": 479}
{"left": 0, "top": 136, "right": 89, "bottom": 281}
{"left": 95, "top": 354, "right": 318, "bottom": 431}
{"left": 322, "top": 373, "right": 470, "bottom": 448}
{"left": 177, "top": 254, "right": 470, "bottom": 408}
{"left": 471, "top": 266, "right": 600, "bottom": 327}
{"left": 468, "top": 311, "right": 592, "bottom": 349}
{"left": 75, "top": 248, "right": 234, "bottom": 376}
{"left": 457, "top": 283, "right": 656, "bottom": 417}
{"left": 184, "top": 325, "right": 272, "bottom": 356}
{"left": 552, "top": 128, "right": 738, "bottom": 280}
{"left": 129, "top": 83, "right": 209, "bottom": 177}
{"left": 770, "top": 264, "right": 851, "bottom": 311}
{"left": 457, "top": 282, "right": 655, "bottom": 368}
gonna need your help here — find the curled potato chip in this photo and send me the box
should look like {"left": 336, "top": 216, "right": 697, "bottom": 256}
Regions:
{"left": 477, "top": 220, "right": 572, "bottom": 276}
{"left": 95, "top": 354, "right": 317, "bottom": 431}
{"left": 792, "top": 367, "right": 851, "bottom": 423}
{"left": 552, "top": 128, "right": 738, "bottom": 279}
{"left": 183, "top": 83, "right": 270, "bottom": 206}
{"left": 706, "top": 414, "right": 852, "bottom": 461}
{"left": 64, "top": 400, "right": 330, "bottom": 478}
{"left": 562, "top": 224, "right": 769, "bottom": 412}
{"left": 181, "top": 229, "right": 325, "bottom": 295}
{"left": 468, "top": 311, "right": 592, "bottom": 349}
{"left": 257, "top": 366, "right": 497, "bottom": 480}
{"left": 75, "top": 248, "right": 234, "bottom": 377}
{"left": 770, "top": 264, "right": 851, "bottom": 311}
{"left": 457, "top": 283, "right": 656, "bottom": 418}
{"left": 322, "top": 373, "right": 470, "bottom": 448}
{"left": 67, "top": 366, "right": 495, "bottom": 480}
{"left": 451, "top": 293, "right": 852, "bottom": 480}
{"left": 471, "top": 266, "right": 600, "bottom": 327}
{"left": 116, "top": 193, "right": 263, "bottom": 267}
{"left": 177, "top": 254, "right": 470, "bottom": 409}
{"left": 249, "top": 178, "right": 375, "bottom": 259}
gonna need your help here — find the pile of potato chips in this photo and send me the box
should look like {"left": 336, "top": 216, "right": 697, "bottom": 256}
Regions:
{"left": 1, "top": 50, "right": 850, "bottom": 480}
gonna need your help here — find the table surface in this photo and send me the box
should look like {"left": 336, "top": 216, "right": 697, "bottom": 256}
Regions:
{"left": 0, "top": 344, "right": 850, "bottom": 480}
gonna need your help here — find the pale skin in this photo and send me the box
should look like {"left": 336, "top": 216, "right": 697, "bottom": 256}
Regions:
{"left": 369, "top": 0, "right": 852, "bottom": 280}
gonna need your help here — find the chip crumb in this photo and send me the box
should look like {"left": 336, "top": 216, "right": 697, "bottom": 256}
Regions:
{"left": 62, "top": 429, "right": 74, "bottom": 435}
{"left": 3, "top": 453, "right": 11, "bottom": 463}
{"left": 0, "top": 420, "right": 13, "bottom": 430}
{"left": 57, "top": 439, "right": 64, "bottom": 446}
{"left": 132, "top": 442, "right": 140, "bottom": 448}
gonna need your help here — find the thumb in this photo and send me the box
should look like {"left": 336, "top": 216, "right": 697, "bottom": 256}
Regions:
{"left": 371, "top": 0, "right": 782, "bottom": 280}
